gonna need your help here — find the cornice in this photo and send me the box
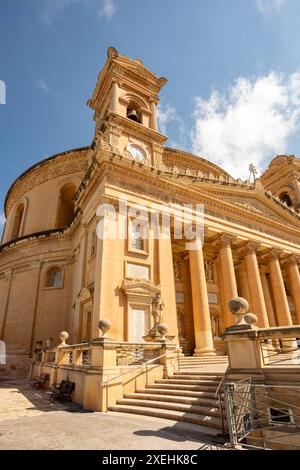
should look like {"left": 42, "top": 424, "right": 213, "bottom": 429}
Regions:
{"left": 5, "top": 148, "right": 89, "bottom": 215}
{"left": 0, "top": 209, "right": 82, "bottom": 256}
{"left": 109, "top": 112, "right": 167, "bottom": 144}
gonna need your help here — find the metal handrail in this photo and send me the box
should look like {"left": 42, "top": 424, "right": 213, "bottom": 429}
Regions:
{"left": 214, "top": 365, "right": 230, "bottom": 433}
{"left": 215, "top": 365, "right": 233, "bottom": 398}
{"left": 102, "top": 348, "right": 179, "bottom": 387}
{"left": 101, "top": 347, "right": 180, "bottom": 411}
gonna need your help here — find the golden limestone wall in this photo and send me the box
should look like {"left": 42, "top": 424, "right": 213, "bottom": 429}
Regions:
{"left": 2, "top": 148, "right": 88, "bottom": 243}
{"left": 0, "top": 148, "right": 89, "bottom": 361}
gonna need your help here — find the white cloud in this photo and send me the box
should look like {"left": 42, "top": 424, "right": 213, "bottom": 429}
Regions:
{"left": 157, "top": 104, "right": 178, "bottom": 135}
{"left": 191, "top": 72, "right": 300, "bottom": 178}
{"left": 40, "top": 0, "right": 79, "bottom": 26}
{"left": 0, "top": 212, "right": 6, "bottom": 227}
{"left": 157, "top": 104, "right": 188, "bottom": 149}
{"left": 98, "top": 0, "right": 116, "bottom": 19}
{"left": 37, "top": 80, "right": 49, "bottom": 95}
{"left": 255, "top": 0, "right": 286, "bottom": 15}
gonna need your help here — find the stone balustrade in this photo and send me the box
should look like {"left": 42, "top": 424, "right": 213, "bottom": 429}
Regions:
{"left": 31, "top": 330, "right": 179, "bottom": 412}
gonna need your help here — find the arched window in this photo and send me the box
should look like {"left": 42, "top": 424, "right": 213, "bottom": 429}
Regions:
{"left": 11, "top": 203, "right": 24, "bottom": 240}
{"left": 46, "top": 267, "right": 63, "bottom": 288}
{"left": 127, "top": 101, "right": 142, "bottom": 124}
{"left": 279, "top": 192, "right": 292, "bottom": 207}
{"left": 56, "top": 183, "right": 76, "bottom": 228}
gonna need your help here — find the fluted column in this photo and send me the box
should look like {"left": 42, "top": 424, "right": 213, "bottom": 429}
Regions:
{"left": 189, "top": 238, "right": 215, "bottom": 356}
{"left": 259, "top": 265, "right": 277, "bottom": 327}
{"left": 215, "top": 234, "right": 238, "bottom": 328}
{"left": 268, "top": 251, "right": 293, "bottom": 326}
{"left": 286, "top": 255, "right": 300, "bottom": 325}
{"left": 243, "top": 242, "right": 269, "bottom": 328}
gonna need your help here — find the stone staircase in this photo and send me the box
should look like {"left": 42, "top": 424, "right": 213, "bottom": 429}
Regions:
{"left": 109, "top": 355, "right": 228, "bottom": 433}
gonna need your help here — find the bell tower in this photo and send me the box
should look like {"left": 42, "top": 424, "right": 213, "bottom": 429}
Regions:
{"left": 87, "top": 47, "right": 168, "bottom": 167}
{"left": 261, "top": 155, "right": 300, "bottom": 212}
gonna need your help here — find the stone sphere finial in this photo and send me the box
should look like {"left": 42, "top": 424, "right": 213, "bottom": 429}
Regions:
{"left": 157, "top": 323, "right": 168, "bottom": 340}
{"left": 98, "top": 319, "right": 112, "bottom": 338}
{"left": 244, "top": 313, "right": 258, "bottom": 326}
{"left": 58, "top": 331, "right": 69, "bottom": 347}
{"left": 228, "top": 297, "right": 249, "bottom": 325}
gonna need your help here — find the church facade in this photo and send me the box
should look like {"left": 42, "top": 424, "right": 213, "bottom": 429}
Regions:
{"left": 1, "top": 48, "right": 300, "bottom": 369}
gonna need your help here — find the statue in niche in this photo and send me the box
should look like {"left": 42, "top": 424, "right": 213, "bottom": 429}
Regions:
{"left": 210, "top": 313, "right": 220, "bottom": 338}
{"left": 205, "top": 259, "right": 214, "bottom": 282}
{"left": 151, "top": 292, "right": 164, "bottom": 325}
{"left": 173, "top": 259, "right": 181, "bottom": 281}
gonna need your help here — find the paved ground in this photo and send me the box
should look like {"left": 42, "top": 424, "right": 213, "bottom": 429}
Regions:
{"left": 0, "top": 377, "right": 227, "bottom": 450}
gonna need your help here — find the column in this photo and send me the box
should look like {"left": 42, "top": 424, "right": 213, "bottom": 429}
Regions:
{"left": 292, "top": 178, "right": 300, "bottom": 209}
{"left": 157, "top": 224, "right": 177, "bottom": 340}
{"left": 268, "top": 251, "right": 293, "bottom": 326}
{"left": 189, "top": 239, "right": 215, "bottom": 356}
{"left": 286, "top": 256, "right": 300, "bottom": 325}
{"left": 149, "top": 99, "right": 158, "bottom": 131}
{"left": 243, "top": 243, "right": 269, "bottom": 328}
{"left": 110, "top": 81, "right": 119, "bottom": 113}
{"left": 236, "top": 262, "right": 251, "bottom": 308}
{"left": 259, "top": 265, "right": 277, "bottom": 327}
{"left": 216, "top": 234, "right": 238, "bottom": 328}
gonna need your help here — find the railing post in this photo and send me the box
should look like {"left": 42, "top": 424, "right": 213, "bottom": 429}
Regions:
{"left": 224, "top": 383, "right": 238, "bottom": 448}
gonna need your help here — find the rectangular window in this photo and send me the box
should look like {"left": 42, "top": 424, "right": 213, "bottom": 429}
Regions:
{"left": 132, "top": 309, "right": 146, "bottom": 343}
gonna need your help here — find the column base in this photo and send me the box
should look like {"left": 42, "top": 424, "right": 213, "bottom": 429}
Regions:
{"left": 193, "top": 349, "right": 216, "bottom": 357}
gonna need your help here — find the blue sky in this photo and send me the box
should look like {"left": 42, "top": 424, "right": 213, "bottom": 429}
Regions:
{"left": 1, "top": 0, "right": 300, "bottom": 231}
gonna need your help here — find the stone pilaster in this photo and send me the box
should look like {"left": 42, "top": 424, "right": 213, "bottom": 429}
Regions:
{"left": 110, "top": 81, "right": 119, "bottom": 113}
{"left": 149, "top": 99, "right": 158, "bottom": 131}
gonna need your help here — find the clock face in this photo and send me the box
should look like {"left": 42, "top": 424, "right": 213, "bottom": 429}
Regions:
{"left": 128, "top": 144, "right": 146, "bottom": 162}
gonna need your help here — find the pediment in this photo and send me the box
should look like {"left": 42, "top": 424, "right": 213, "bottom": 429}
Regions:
{"left": 122, "top": 279, "right": 160, "bottom": 296}
{"left": 198, "top": 185, "right": 300, "bottom": 227}
{"left": 79, "top": 287, "right": 93, "bottom": 303}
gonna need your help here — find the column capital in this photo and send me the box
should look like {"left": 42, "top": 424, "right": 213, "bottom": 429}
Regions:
{"left": 237, "top": 240, "right": 261, "bottom": 257}
{"left": 210, "top": 233, "right": 236, "bottom": 249}
{"left": 258, "top": 248, "right": 282, "bottom": 263}
{"left": 282, "top": 254, "right": 300, "bottom": 268}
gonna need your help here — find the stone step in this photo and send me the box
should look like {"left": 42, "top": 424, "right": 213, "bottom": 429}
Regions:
{"left": 140, "top": 387, "right": 218, "bottom": 399}
{"left": 149, "top": 383, "right": 217, "bottom": 392}
{"left": 155, "top": 379, "right": 218, "bottom": 388}
{"left": 179, "top": 361, "right": 228, "bottom": 366}
{"left": 180, "top": 356, "right": 228, "bottom": 360}
{"left": 170, "top": 375, "right": 221, "bottom": 382}
{"left": 108, "top": 404, "right": 223, "bottom": 429}
{"left": 124, "top": 392, "right": 220, "bottom": 407}
{"left": 179, "top": 360, "right": 228, "bottom": 364}
{"left": 116, "top": 398, "right": 222, "bottom": 418}
{"left": 174, "top": 371, "right": 223, "bottom": 378}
